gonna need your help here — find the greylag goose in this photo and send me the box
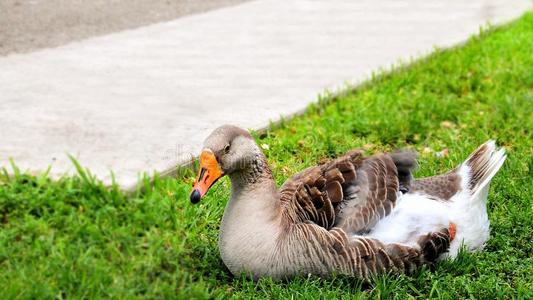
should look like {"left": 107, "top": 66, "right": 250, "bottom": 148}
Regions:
{"left": 189, "top": 125, "right": 506, "bottom": 280}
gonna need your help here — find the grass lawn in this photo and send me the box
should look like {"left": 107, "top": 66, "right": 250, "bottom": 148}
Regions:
{"left": 1, "top": 12, "right": 532, "bottom": 300}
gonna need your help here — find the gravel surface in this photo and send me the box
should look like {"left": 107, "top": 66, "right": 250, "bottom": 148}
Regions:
{"left": 0, "top": 0, "right": 250, "bottom": 56}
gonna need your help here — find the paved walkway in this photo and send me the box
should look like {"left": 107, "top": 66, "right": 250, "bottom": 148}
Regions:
{"left": 0, "top": 0, "right": 530, "bottom": 188}
{"left": 0, "top": 0, "right": 249, "bottom": 55}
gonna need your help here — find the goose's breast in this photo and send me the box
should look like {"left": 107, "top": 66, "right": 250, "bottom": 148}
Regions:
{"left": 218, "top": 194, "right": 282, "bottom": 278}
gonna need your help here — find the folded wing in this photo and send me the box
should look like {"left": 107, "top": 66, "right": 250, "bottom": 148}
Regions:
{"left": 279, "top": 149, "right": 416, "bottom": 234}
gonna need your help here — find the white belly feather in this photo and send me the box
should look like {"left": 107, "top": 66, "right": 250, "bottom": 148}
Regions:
{"left": 365, "top": 193, "right": 451, "bottom": 247}
{"left": 364, "top": 185, "right": 491, "bottom": 259}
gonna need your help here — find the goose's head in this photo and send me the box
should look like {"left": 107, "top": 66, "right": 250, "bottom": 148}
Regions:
{"left": 189, "top": 125, "right": 260, "bottom": 204}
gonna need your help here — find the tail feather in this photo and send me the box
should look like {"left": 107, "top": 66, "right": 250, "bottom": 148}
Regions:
{"left": 444, "top": 140, "right": 506, "bottom": 257}
{"left": 463, "top": 140, "right": 506, "bottom": 196}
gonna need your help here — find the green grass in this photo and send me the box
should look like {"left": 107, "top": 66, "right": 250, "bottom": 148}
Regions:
{"left": 1, "top": 12, "right": 533, "bottom": 299}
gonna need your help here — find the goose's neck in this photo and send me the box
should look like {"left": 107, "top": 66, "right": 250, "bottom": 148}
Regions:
{"left": 219, "top": 154, "right": 282, "bottom": 277}
{"left": 229, "top": 153, "right": 274, "bottom": 188}
{"left": 226, "top": 153, "right": 280, "bottom": 220}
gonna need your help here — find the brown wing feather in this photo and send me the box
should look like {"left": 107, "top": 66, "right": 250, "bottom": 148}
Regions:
{"left": 280, "top": 150, "right": 402, "bottom": 232}
{"left": 280, "top": 150, "right": 363, "bottom": 229}
{"left": 334, "top": 154, "right": 400, "bottom": 234}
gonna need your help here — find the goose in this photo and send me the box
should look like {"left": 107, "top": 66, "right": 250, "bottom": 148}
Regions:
{"left": 189, "top": 125, "right": 506, "bottom": 280}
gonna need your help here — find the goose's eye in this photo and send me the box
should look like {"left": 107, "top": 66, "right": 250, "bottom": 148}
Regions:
{"left": 224, "top": 144, "right": 231, "bottom": 154}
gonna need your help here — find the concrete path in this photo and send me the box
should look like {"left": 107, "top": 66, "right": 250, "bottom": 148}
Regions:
{"left": 0, "top": 0, "right": 530, "bottom": 188}
{"left": 0, "top": 0, "right": 249, "bottom": 56}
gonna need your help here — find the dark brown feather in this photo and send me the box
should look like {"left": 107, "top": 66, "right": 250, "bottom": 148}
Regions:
{"left": 334, "top": 154, "right": 401, "bottom": 234}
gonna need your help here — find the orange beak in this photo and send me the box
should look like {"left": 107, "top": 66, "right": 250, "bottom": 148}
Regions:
{"left": 190, "top": 149, "right": 224, "bottom": 204}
